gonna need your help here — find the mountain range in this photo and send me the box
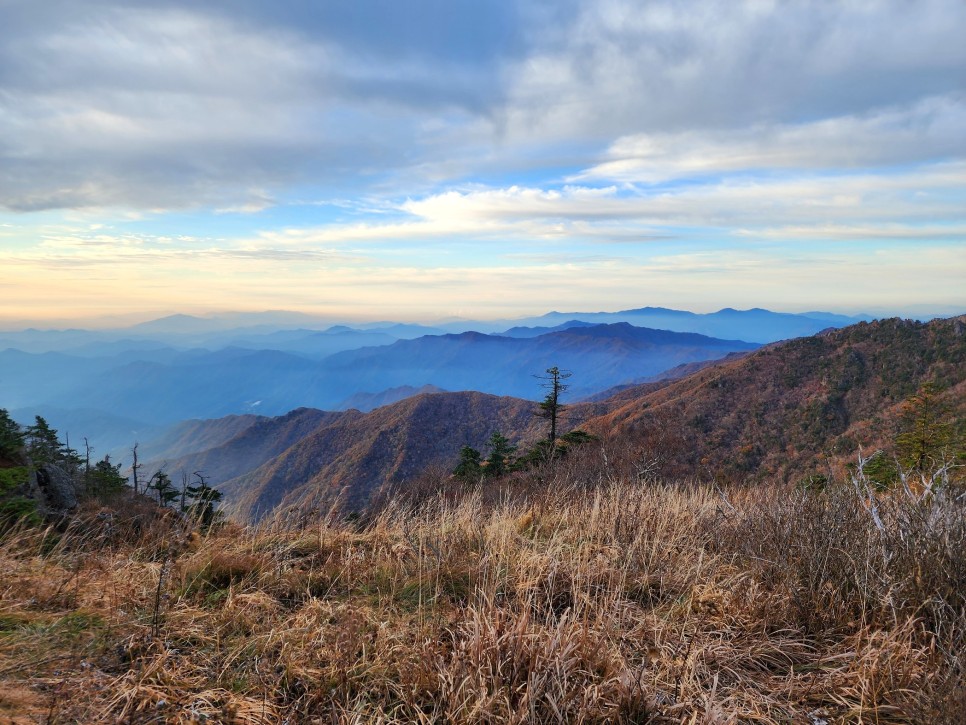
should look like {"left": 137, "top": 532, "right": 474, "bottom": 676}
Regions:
{"left": 2, "top": 306, "right": 867, "bottom": 353}
{"left": 5, "top": 323, "right": 755, "bottom": 420}
{"left": 586, "top": 316, "right": 966, "bottom": 483}
{"left": 5, "top": 306, "right": 951, "bottom": 467}
{"left": 137, "top": 315, "right": 965, "bottom": 522}
{"left": 4, "top": 315, "right": 773, "bottom": 452}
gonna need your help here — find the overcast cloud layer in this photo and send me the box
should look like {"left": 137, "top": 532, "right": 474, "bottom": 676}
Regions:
{"left": 1, "top": 0, "right": 964, "bottom": 324}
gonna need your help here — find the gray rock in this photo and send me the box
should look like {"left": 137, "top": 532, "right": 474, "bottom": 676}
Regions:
{"left": 32, "top": 463, "right": 79, "bottom": 513}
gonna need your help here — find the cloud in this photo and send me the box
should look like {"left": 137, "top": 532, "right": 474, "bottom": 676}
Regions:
{"left": 0, "top": 3, "right": 512, "bottom": 212}
{"left": 214, "top": 194, "right": 277, "bottom": 215}
{"left": 735, "top": 223, "right": 966, "bottom": 242}
{"left": 1, "top": 1, "right": 964, "bottom": 323}
{"left": 5, "top": 239, "right": 963, "bottom": 327}
{"left": 502, "top": 0, "right": 966, "bottom": 143}
{"left": 3, "top": 229, "right": 354, "bottom": 269}
{"left": 253, "top": 161, "right": 965, "bottom": 248}
{"left": 575, "top": 95, "right": 966, "bottom": 183}
{"left": 1, "top": 1, "right": 964, "bottom": 213}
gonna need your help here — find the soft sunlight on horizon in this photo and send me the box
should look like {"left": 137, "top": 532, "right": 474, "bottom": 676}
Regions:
{"left": 1, "top": 1, "right": 964, "bottom": 325}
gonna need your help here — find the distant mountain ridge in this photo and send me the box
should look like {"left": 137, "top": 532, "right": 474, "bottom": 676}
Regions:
{"left": 3, "top": 306, "right": 917, "bottom": 458}
{"left": 143, "top": 392, "right": 546, "bottom": 520}
{"left": 146, "top": 408, "right": 342, "bottom": 490}
{"left": 4, "top": 322, "right": 758, "bottom": 436}
{"left": 497, "top": 320, "right": 598, "bottom": 338}
{"left": 516, "top": 307, "right": 869, "bottom": 343}
{"left": 1, "top": 305, "right": 874, "bottom": 352}
{"left": 140, "top": 315, "right": 964, "bottom": 521}
{"left": 319, "top": 323, "right": 757, "bottom": 401}
{"left": 337, "top": 384, "right": 447, "bottom": 412}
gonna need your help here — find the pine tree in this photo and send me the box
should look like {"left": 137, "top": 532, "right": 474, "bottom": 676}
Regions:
{"left": 484, "top": 433, "right": 516, "bottom": 477}
{"left": 184, "top": 472, "right": 223, "bottom": 529}
{"left": 895, "top": 382, "right": 953, "bottom": 473}
{"left": 0, "top": 409, "right": 24, "bottom": 458}
{"left": 25, "top": 416, "right": 60, "bottom": 464}
{"left": 453, "top": 446, "right": 483, "bottom": 480}
{"left": 148, "top": 470, "right": 179, "bottom": 507}
{"left": 58, "top": 433, "right": 83, "bottom": 475}
{"left": 535, "top": 367, "right": 572, "bottom": 444}
{"left": 88, "top": 455, "right": 128, "bottom": 498}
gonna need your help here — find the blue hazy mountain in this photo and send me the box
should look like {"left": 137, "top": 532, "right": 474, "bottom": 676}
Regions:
{"left": 0, "top": 306, "right": 866, "bottom": 352}
{"left": 160, "top": 314, "right": 963, "bottom": 522}
{"left": 312, "top": 323, "right": 758, "bottom": 402}
{"left": 1, "top": 306, "right": 875, "bottom": 454}
{"left": 485, "top": 307, "right": 871, "bottom": 343}
{"left": 497, "top": 320, "right": 598, "bottom": 338}
{"left": 4, "top": 323, "right": 755, "bottom": 440}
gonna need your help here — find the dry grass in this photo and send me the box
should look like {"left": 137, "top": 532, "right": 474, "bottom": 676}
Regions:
{"left": 1, "top": 470, "right": 964, "bottom": 723}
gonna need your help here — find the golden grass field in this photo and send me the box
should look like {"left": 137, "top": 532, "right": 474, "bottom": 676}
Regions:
{"left": 1, "top": 462, "right": 964, "bottom": 723}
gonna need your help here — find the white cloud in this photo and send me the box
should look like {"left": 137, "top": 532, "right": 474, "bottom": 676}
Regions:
{"left": 503, "top": 0, "right": 966, "bottom": 143}
{"left": 250, "top": 161, "right": 965, "bottom": 247}
{"left": 5, "top": 238, "right": 963, "bottom": 326}
{"left": 735, "top": 223, "right": 966, "bottom": 242}
{"left": 574, "top": 95, "right": 966, "bottom": 183}
{"left": 0, "top": 5, "right": 497, "bottom": 212}
{"left": 2, "top": 1, "right": 965, "bottom": 212}
{"left": 1, "top": 1, "right": 964, "bottom": 322}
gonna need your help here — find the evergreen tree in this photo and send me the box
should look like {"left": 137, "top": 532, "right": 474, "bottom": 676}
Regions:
{"left": 0, "top": 409, "right": 24, "bottom": 458}
{"left": 148, "top": 470, "right": 179, "bottom": 507}
{"left": 861, "top": 450, "right": 899, "bottom": 491}
{"left": 559, "top": 430, "right": 595, "bottom": 447}
{"left": 25, "top": 416, "right": 60, "bottom": 464}
{"left": 453, "top": 445, "right": 483, "bottom": 480}
{"left": 58, "top": 433, "right": 84, "bottom": 475}
{"left": 536, "top": 367, "right": 572, "bottom": 444}
{"left": 88, "top": 455, "right": 128, "bottom": 498}
{"left": 184, "top": 472, "right": 223, "bottom": 529}
{"left": 484, "top": 433, "right": 516, "bottom": 477}
{"left": 895, "top": 382, "right": 953, "bottom": 473}
{"left": 514, "top": 429, "right": 596, "bottom": 470}
{"left": 514, "top": 439, "right": 557, "bottom": 469}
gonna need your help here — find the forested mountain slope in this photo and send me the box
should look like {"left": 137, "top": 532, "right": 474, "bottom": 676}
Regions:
{"left": 218, "top": 391, "right": 547, "bottom": 519}
{"left": 583, "top": 316, "right": 966, "bottom": 483}
{"left": 140, "top": 316, "right": 964, "bottom": 522}
{"left": 142, "top": 408, "right": 344, "bottom": 486}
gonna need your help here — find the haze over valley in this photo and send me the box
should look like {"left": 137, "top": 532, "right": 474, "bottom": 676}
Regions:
{"left": 4, "top": 303, "right": 962, "bottom": 524}
{"left": 3, "top": 305, "right": 863, "bottom": 455}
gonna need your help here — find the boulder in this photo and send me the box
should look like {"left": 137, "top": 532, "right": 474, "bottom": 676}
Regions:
{"left": 32, "top": 463, "right": 80, "bottom": 514}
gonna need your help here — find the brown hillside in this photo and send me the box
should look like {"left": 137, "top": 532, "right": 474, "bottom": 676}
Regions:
{"left": 151, "top": 316, "right": 964, "bottom": 522}
{"left": 583, "top": 316, "right": 966, "bottom": 483}
{"left": 146, "top": 408, "right": 344, "bottom": 486}
{"left": 221, "top": 391, "right": 548, "bottom": 520}
{"left": 137, "top": 413, "right": 262, "bottom": 461}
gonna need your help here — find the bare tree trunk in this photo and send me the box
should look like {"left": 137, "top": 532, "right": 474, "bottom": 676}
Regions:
{"left": 84, "top": 437, "right": 92, "bottom": 494}
{"left": 180, "top": 471, "right": 189, "bottom": 511}
{"left": 131, "top": 442, "right": 140, "bottom": 495}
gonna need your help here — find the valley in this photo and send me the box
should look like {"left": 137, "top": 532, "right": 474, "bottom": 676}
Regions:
{"left": 2, "top": 305, "right": 828, "bottom": 453}
{"left": 119, "top": 314, "right": 965, "bottom": 522}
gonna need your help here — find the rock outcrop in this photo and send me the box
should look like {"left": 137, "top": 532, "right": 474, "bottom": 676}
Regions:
{"left": 1, "top": 449, "right": 82, "bottom": 520}
{"left": 33, "top": 463, "right": 80, "bottom": 514}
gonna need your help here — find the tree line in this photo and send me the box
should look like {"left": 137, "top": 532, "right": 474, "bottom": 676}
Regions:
{"left": 1, "top": 409, "right": 222, "bottom": 527}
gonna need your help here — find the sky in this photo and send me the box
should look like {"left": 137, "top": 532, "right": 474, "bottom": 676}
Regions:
{"left": 1, "top": 0, "right": 964, "bottom": 328}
